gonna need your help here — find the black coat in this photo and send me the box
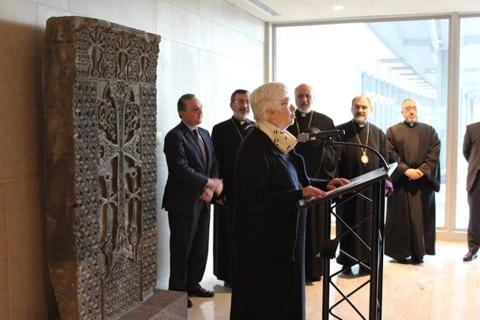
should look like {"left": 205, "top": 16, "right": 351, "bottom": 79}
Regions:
{"left": 287, "top": 110, "right": 337, "bottom": 280}
{"left": 464, "top": 122, "right": 480, "bottom": 192}
{"left": 230, "top": 128, "right": 326, "bottom": 320}
{"left": 385, "top": 122, "right": 440, "bottom": 260}
{"left": 335, "top": 120, "right": 387, "bottom": 266}
{"left": 211, "top": 117, "right": 254, "bottom": 282}
{"left": 287, "top": 110, "right": 337, "bottom": 178}
{"left": 162, "top": 121, "right": 219, "bottom": 291}
{"left": 212, "top": 117, "right": 254, "bottom": 200}
{"left": 463, "top": 121, "right": 480, "bottom": 252}
{"left": 162, "top": 122, "right": 218, "bottom": 215}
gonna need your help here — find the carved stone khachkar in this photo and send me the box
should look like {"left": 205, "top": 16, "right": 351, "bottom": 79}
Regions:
{"left": 43, "top": 16, "right": 160, "bottom": 320}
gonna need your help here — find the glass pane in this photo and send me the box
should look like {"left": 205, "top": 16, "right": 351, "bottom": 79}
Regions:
{"left": 275, "top": 19, "right": 449, "bottom": 228}
{"left": 456, "top": 17, "right": 480, "bottom": 230}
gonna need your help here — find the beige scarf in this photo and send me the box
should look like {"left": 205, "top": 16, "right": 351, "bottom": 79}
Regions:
{"left": 257, "top": 120, "right": 297, "bottom": 154}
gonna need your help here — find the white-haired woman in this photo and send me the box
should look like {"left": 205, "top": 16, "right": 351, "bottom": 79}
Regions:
{"left": 230, "top": 82, "right": 347, "bottom": 320}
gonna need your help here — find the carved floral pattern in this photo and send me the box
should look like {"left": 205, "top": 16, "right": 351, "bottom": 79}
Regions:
{"left": 70, "top": 19, "right": 159, "bottom": 319}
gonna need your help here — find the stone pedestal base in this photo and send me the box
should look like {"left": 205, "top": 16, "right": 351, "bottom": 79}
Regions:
{"left": 119, "top": 290, "right": 187, "bottom": 320}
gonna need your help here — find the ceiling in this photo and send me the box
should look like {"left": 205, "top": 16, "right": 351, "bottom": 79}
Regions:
{"left": 227, "top": 0, "right": 480, "bottom": 23}
{"left": 226, "top": 0, "right": 480, "bottom": 101}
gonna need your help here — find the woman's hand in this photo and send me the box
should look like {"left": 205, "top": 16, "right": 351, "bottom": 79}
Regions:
{"left": 302, "top": 185, "right": 326, "bottom": 198}
{"left": 326, "top": 178, "right": 349, "bottom": 190}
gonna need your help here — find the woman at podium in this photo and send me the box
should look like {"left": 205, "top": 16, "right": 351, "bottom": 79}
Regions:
{"left": 229, "top": 82, "right": 347, "bottom": 320}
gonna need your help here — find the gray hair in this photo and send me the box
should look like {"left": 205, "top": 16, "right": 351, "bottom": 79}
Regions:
{"left": 401, "top": 98, "right": 416, "bottom": 111}
{"left": 351, "top": 95, "right": 372, "bottom": 108}
{"left": 250, "top": 82, "right": 288, "bottom": 121}
{"left": 295, "top": 83, "right": 314, "bottom": 97}
{"left": 177, "top": 93, "right": 196, "bottom": 113}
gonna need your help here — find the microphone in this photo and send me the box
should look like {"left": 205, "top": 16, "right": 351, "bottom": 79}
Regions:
{"left": 297, "top": 129, "right": 344, "bottom": 143}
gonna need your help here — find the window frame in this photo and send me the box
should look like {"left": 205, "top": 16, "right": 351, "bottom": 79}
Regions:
{"left": 271, "top": 13, "right": 476, "bottom": 241}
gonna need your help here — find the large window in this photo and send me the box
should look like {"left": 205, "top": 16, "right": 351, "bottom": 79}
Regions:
{"left": 275, "top": 18, "right": 449, "bottom": 228}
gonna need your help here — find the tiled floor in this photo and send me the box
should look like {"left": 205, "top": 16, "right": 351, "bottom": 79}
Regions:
{"left": 188, "top": 241, "right": 480, "bottom": 319}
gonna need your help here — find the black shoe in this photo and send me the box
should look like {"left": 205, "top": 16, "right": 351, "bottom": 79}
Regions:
{"left": 188, "top": 285, "right": 214, "bottom": 297}
{"left": 341, "top": 267, "right": 353, "bottom": 276}
{"left": 358, "top": 266, "right": 370, "bottom": 276}
{"left": 396, "top": 258, "right": 410, "bottom": 264}
{"left": 411, "top": 256, "right": 424, "bottom": 264}
{"left": 187, "top": 298, "right": 193, "bottom": 308}
{"left": 463, "top": 249, "right": 478, "bottom": 262}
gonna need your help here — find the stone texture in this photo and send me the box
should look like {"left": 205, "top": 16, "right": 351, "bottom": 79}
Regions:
{"left": 119, "top": 290, "right": 187, "bottom": 320}
{"left": 43, "top": 16, "right": 160, "bottom": 320}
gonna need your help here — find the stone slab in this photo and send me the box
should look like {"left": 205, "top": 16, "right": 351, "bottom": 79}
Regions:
{"left": 43, "top": 16, "right": 160, "bottom": 320}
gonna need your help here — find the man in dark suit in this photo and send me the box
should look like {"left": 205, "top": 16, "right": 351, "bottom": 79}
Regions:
{"left": 463, "top": 121, "right": 480, "bottom": 261}
{"left": 162, "top": 93, "right": 223, "bottom": 307}
{"left": 211, "top": 89, "right": 254, "bottom": 285}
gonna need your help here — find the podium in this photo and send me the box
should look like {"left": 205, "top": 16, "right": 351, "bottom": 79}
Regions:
{"left": 300, "top": 164, "right": 396, "bottom": 320}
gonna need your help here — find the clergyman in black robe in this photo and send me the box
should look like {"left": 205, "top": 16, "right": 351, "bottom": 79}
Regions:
{"left": 287, "top": 83, "right": 337, "bottom": 282}
{"left": 211, "top": 89, "right": 254, "bottom": 284}
{"left": 385, "top": 98, "right": 440, "bottom": 264}
{"left": 335, "top": 96, "right": 387, "bottom": 276}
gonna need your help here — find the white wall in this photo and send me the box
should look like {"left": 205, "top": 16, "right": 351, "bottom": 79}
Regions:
{"left": 0, "top": 0, "right": 264, "bottom": 318}
{"left": 154, "top": 0, "right": 265, "bottom": 288}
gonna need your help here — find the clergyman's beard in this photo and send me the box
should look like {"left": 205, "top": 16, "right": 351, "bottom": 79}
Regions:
{"left": 299, "top": 107, "right": 311, "bottom": 114}
{"left": 405, "top": 118, "right": 417, "bottom": 127}
{"left": 235, "top": 110, "right": 249, "bottom": 121}
{"left": 354, "top": 115, "right": 367, "bottom": 125}
{"left": 406, "top": 118, "right": 417, "bottom": 126}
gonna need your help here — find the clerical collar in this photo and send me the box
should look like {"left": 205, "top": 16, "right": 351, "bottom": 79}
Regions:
{"left": 232, "top": 116, "right": 248, "bottom": 126}
{"left": 295, "top": 110, "right": 314, "bottom": 135}
{"left": 353, "top": 120, "right": 368, "bottom": 128}
{"left": 297, "top": 109, "right": 311, "bottom": 117}
{"left": 404, "top": 121, "right": 416, "bottom": 127}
